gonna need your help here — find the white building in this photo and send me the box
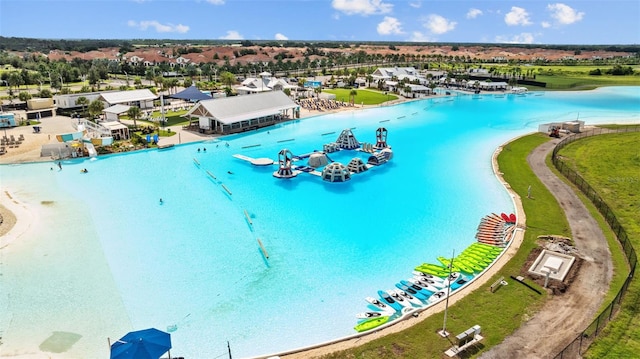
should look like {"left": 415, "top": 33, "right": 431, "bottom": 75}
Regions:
{"left": 371, "top": 67, "right": 428, "bottom": 85}
{"left": 185, "top": 91, "right": 300, "bottom": 134}
{"left": 98, "top": 89, "right": 157, "bottom": 109}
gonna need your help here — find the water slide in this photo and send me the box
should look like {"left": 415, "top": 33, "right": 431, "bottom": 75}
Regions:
{"left": 85, "top": 142, "right": 97, "bottom": 158}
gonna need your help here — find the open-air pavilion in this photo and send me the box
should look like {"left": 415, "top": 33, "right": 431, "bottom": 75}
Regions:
{"left": 185, "top": 91, "right": 300, "bottom": 135}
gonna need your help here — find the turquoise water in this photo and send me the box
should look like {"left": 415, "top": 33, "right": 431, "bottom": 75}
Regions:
{"left": 1, "top": 87, "right": 639, "bottom": 358}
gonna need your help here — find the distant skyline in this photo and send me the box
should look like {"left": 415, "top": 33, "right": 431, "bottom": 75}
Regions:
{"left": 1, "top": 0, "right": 639, "bottom": 45}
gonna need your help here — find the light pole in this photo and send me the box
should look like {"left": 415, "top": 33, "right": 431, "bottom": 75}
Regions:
{"left": 438, "top": 249, "right": 455, "bottom": 338}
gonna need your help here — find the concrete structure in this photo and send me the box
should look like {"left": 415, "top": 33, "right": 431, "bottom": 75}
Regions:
{"left": 528, "top": 249, "right": 576, "bottom": 282}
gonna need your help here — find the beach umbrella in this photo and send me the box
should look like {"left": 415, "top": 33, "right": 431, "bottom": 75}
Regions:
{"left": 110, "top": 328, "right": 171, "bottom": 359}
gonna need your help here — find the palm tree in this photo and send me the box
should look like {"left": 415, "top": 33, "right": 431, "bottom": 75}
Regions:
{"left": 349, "top": 89, "right": 358, "bottom": 105}
{"left": 87, "top": 99, "right": 104, "bottom": 120}
{"left": 76, "top": 96, "right": 89, "bottom": 117}
{"left": 127, "top": 106, "right": 142, "bottom": 130}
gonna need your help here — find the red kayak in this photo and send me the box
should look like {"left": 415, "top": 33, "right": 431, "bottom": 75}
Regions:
{"left": 509, "top": 213, "right": 516, "bottom": 223}
{"left": 500, "top": 213, "right": 510, "bottom": 222}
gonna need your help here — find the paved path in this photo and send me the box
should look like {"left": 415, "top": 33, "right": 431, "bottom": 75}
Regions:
{"left": 480, "top": 137, "right": 613, "bottom": 358}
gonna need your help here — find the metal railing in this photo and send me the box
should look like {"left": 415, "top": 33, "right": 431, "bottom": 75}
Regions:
{"left": 551, "top": 125, "right": 639, "bottom": 358}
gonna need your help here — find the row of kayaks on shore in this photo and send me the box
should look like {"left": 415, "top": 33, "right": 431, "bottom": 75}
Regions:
{"left": 354, "top": 241, "right": 504, "bottom": 333}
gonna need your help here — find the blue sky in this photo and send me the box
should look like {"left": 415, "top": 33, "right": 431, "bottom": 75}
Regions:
{"left": 1, "top": 0, "right": 639, "bottom": 44}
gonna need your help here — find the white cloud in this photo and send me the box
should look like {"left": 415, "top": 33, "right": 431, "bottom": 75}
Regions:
{"left": 409, "top": 1, "right": 421, "bottom": 8}
{"left": 206, "top": 0, "right": 225, "bottom": 4}
{"left": 331, "top": 0, "right": 393, "bottom": 16}
{"left": 466, "top": 8, "right": 482, "bottom": 19}
{"left": 408, "top": 31, "right": 434, "bottom": 42}
{"left": 505, "top": 6, "right": 532, "bottom": 26}
{"left": 128, "top": 20, "right": 189, "bottom": 33}
{"left": 219, "top": 30, "right": 243, "bottom": 40}
{"left": 547, "top": 3, "right": 584, "bottom": 25}
{"left": 495, "top": 32, "right": 536, "bottom": 44}
{"left": 377, "top": 16, "right": 404, "bottom": 35}
{"left": 541, "top": 21, "right": 551, "bottom": 28}
{"left": 275, "top": 33, "right": 288, "bottom": 40}
{"left": 424, "top": 14, "right": 456, "bottom": 35}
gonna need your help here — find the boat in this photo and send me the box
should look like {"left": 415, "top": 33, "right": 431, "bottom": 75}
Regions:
{"left": 415, "top": 263, "right": 450, "bottom": 277}
{"left": 428, "top": 289, "right": 448, "bottom": 303}
{"left": 354, "top": 316, "right": 390, "bottom": 332}
{"left": 394, "top": 289, "right": 424, "bottom": 307}
{"left": 470, "top": 243, "right": 503, "bottom": 254}
{"left": 356, "top": 311, "right": 383, "bottom": 319}
{"left": 395, "top": 283, "right": 430, "bottom": 301}
{"left": 387, "top": 290, "right": 412, "bottom": 309}
{"left": 441, "top": 272, "right": 462, "bottom": 287}
{"left": 437, "top": 256, "right": 474, "bottom": 274}
{"left": 478, "top": 238, "right": 506, "bottom": 246}
{"left": 378, "top": 290, "right": 403, "bottom": 311}
{"left": 463, "top": 247, "right": 495, "bottom": 256}
{"left": 412, "top": 271, "right": 445, "bottom": 283}
{"left": 450, "top": 276, "right": 470, "bottom": 290}
{"left": 500, "top": 213, "right": 510, "bottom": 222}
{"left": 408, "top": 277, "right": 442, "bottom": 293}
{"left": 365, "top": 296, "right": 396, "bottom": 316}
{"left": 509, "top": 213, "right": 517, "bottom": 223}
{"left": 458, "top": 253, "right": 491, "bottom": 267}
{"left": 457, "top": 257, "right": 484, "bottom": 272}
{"left": 398, "top": 280, "right": 433, "bottom": 297}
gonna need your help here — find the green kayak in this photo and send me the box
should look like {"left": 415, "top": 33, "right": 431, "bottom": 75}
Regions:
{"left": 354, "top": 316, "right": 390, "bottom": 332}
{"left": 437, "top": 256, "right": 475, "bottom": 274}
{"left": 415, "top": 263, "right": 450, "bottom": 277}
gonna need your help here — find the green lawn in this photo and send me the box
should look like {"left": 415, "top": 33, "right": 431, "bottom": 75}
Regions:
{"left": 556, "top": 131, "right": 640, "bottom": 358}
{"left": 323, "top": 88, "right": 398, "bottom": 105}
{"left": 533, "top": 74, "right": 640, "bottom": 90}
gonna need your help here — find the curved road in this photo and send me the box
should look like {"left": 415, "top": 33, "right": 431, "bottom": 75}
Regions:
{"left": 480, "top": 137, "right": 613, "bottom": 358}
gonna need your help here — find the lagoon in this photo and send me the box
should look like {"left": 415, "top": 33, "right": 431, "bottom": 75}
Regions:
{"left": 0, "top": 87, "right": 638, "bottom": 358}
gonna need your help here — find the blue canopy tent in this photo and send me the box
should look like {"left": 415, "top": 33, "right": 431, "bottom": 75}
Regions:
{"left": 168, "top": 85, "right": 212, "bottom": 102}
{"left": 110, "top": 328, "right": 172, "bottom": 359}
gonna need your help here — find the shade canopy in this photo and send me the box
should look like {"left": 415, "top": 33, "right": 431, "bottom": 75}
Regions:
{"left": 169, "top": 85, "right": 212, "bottom": 101}
{"left": 110, "top": 328, "right": 171, "bottom": 359}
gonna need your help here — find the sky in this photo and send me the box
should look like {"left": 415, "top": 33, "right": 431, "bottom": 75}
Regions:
{"left": 1, "top": 0, "right": 639, "bottom": 45}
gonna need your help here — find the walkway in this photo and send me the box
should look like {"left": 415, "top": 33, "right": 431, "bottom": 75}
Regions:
{"left": 480, "top": 138, "right": 613, "bottom": 358}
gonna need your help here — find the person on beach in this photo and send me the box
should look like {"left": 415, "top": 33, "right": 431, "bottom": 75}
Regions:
{"left": 57, "top": 162, "right": 62, "bottom": 170}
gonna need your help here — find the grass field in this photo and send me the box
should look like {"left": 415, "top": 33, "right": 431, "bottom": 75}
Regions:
{"left": 533, "top": 74, "right": 640, "bottom": 90}
{"left": 556, "top": 131, "right": 640, "bottom": 358}
{"left": 323, "top": 88, "right": 398, "bottom": 105}
{"left": 320, "top": 134, "right": 576, "bottom": 358}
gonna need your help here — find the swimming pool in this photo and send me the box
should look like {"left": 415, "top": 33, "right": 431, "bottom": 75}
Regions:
{"left": 0, "top": 87, "right": 639, "bottom": 358}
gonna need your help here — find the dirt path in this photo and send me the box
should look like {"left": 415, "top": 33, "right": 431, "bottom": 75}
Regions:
{"left": 480, "top": 138, "right": 613, "bottom": 358}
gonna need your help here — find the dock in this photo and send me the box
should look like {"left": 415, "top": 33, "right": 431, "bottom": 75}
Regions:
{"left": 233, "top": 154, "right": 274, "bottom": 166}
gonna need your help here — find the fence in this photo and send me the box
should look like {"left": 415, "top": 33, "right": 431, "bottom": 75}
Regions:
{"left": 552, "top": 125, "right": 640, "bottom": 358}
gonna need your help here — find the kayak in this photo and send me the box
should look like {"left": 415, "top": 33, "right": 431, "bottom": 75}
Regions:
{"left": 378, "top": 290, "right": 403, "bottom": 311}
{"left": 459, "top": 253, "right": 491, "bottom": 267}
{"left": 437, "top": 256, "right": 475, "bottom": 274}
{"left": 412, "top": 271, "right": 445, "bottom": 283}
{"left": 354, "top": 316, "right": 390, "bottom": 332}
{"left": 471, "top": 242, "right": 504, "bottom": 253}
{"left": 415, "top": 263, "right": 450, "bottom": 277}
{"left": 457, "top": 257, "right": 485, "bottom": 272}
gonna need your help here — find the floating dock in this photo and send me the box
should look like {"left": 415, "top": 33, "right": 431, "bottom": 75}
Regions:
{"left": 233, "top": 154, "right": 274, "bottom": 166}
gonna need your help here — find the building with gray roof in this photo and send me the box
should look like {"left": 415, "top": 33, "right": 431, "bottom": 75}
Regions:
{"left": 185, "top": 91, "right": 299, "bottom": 135}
